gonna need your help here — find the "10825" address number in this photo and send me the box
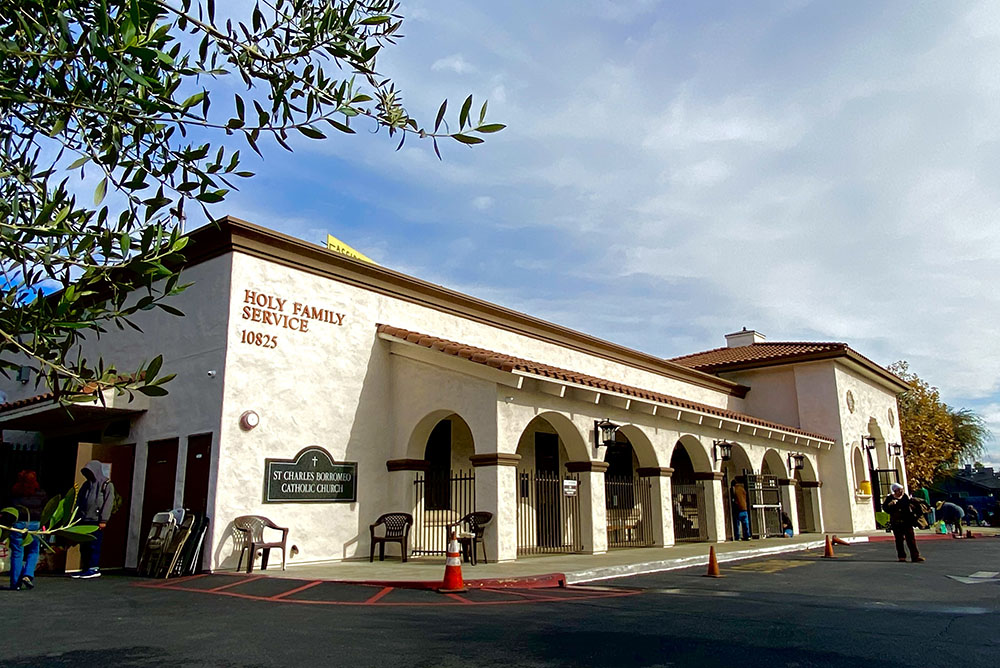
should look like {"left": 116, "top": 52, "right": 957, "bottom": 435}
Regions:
{"left": 240, "top": 330, "right": 277, "bottom": 349}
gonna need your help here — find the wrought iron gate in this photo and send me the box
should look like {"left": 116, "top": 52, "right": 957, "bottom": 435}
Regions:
{"left": 412, "top": 469, "right": 476, "bottom": 556}
{"left": 745, "top": 473, "right": 782, "bottom": 538}
{"left": 605, "top": 475, "right": 654, "bottom": 547}
{"left": 516, "top": 470, "right": 582, "bottom": 555}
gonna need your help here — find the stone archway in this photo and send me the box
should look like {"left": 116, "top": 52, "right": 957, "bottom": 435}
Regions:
{"left": 721, "top": 443, "right": 758, "bottom": 540}
{"left": 602, "top": 425, "right": 658, "bottom": 548}
{"left": 514, "top": 415, "right": 579, "bottom": 554}
{"left": 669, "top": 436, "right": 713, "bottom": 542}
{"left": 794, "top": 455, "right": 820, "bottom": 533}
{"left": 406, "top": 411, "right": 476, "bottom": 556}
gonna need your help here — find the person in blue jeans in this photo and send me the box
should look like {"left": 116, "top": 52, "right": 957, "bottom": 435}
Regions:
{"left": 8, "top": 470, "right": 47, "bottom": 590}
{"left": 732, "top": 480, "right": 751, "bottom": 540}
{"left": 73, "top": 460, "right": 115, "bottom": 579}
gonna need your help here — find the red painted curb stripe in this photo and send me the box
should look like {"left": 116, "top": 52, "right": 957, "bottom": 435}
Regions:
{"left": 208, "top": 575, "right": 265, "bottom": 592}
{"left": 269, "top": 580, "right": 323, "bottom": 600}
{"left": 364, "top": 586, "right": 394, "bottom": 604}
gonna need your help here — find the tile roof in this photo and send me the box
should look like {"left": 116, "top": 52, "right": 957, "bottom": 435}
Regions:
{"left": 0, "top": 392, "right": 57, "bottom": 412}
{"left": 670, "top": 341, "right": 908, "bottom": 392}
{"left": 670, "top": 342, "right": 850, "bottom": 370}
{"left": 377, "top": 324, "right": 833, "bottom": 443}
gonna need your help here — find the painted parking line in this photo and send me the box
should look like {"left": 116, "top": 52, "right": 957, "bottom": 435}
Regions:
{"left": 134, "top": 576, "right": 643, "bottom": 607}
{"left": 729, "top": 559, "right": 813, "bottom": 574}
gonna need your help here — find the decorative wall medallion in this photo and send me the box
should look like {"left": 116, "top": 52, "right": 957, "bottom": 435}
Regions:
{"left": 888, "top": 408, "right": 895, "bottom": 427}
{"left": 846, "top": 390, "right": 855, "bottom": 414}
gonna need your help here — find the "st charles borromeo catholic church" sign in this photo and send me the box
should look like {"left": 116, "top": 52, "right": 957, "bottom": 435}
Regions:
{"left": 264, "top": 446, "right": 357, "bottom": 503}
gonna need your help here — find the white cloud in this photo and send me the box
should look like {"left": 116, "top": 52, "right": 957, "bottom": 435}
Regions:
{"left": 472, "top": 196, "right": 494, "bottom": 210}
{"left": 431, "top": 54, "right": 477, "bottom": 74}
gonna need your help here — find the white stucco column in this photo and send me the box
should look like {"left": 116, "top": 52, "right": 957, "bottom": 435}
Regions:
{"left": 470, "top": 453, "right": 520, "bottom": 562}
{"left": 698, "top": 472, "right": 727, "bottom": 543}
{"left": 639, "top": 466, "right": 674, "bottom": 547}
{"left": 779, "top": 478, "right": 799, "bottom": 535}
{"left": 568, "top": 461, "right": 608, "bottom": 555}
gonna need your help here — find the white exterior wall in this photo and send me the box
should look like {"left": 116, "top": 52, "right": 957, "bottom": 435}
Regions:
{"left": 721, "top": 359, "right": 904, "bottom": 534}
{"left": 3, "top": 228, "right": 886, "bottom": 569}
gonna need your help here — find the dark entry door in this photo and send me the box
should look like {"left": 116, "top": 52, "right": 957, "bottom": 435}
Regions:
{"left": 140, "top": 438, "right": 179, "bottom": 543}
{"left": 183, "top": 434, "right": 212, "bottom": 517}
{"left": 535, "top": 433, "right": 561, "bottom": 547}
{"left": 872, "top": 468, "right": 899, "bottom": 515}
{"left": 89, "top": 443, "right": 135, "bottom": 569}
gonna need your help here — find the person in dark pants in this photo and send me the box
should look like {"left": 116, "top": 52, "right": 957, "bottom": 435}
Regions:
{"left": 936, "top": 501, "right": 965, "bottom": 537}
{"left": 883, "top": 483, "right": 924, "bottom": 562}
{"left": 732, "top": 481, "right": 751, "bottom": 541}
{"left": 8, "top": 470, "right": 47, "bottom": 590}
{"left": 72, "top": 460, "right": 115, "bottom": 579}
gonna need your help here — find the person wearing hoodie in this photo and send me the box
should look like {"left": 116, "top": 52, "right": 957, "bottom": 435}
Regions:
{"left": 73, "top": 460, "right": 114, "bottom": 579}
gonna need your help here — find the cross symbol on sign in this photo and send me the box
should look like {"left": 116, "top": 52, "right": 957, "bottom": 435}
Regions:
{"left": 312, "top": 456, "right": 318, "bottom": 467}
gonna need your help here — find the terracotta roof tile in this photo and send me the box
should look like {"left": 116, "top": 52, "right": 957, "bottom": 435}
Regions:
{"left": 670, "top": 342, "right": 850, "bottom": 370}
{"left": 377, "top": 324, "right": 833, "bottom": 443}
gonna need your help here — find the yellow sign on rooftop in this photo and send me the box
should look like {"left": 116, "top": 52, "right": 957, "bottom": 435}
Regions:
{"left": 326, "top": 234, "right": 376, "bottom": 265}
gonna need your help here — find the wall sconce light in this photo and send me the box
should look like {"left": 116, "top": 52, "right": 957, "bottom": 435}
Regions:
{"left": 861, "top": 436, "right": 876, "bottom": 450}
{"left": 239, "top": 410, "right": 260, "bottom": 430}
{"left": 594, "top": 419, "right": 619, "bottom": 448}
{"left": 788, "top": 452, "right": 805, "bottom": 471}
{"left": 888, "top": 442, "right": 903, "bottom": 457}
{"left": 713, "top": 440, "right": 734, "bottom": 463}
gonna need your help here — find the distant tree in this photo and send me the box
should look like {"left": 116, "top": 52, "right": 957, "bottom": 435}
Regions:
{"left": 889, "top": 361, "right": 992, "bottom": 486}
{"left": 949, "top": 408, "right": 990, "bottom": 464}
{"left": 1, "top": 0, "right": 502, "bottom": 401}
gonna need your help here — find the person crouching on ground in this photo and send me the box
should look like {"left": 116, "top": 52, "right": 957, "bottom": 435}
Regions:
{"left": 73, "top": 460, "right": 115, "bottom": 579}
{"left": 882, "top": 483, "right": 925, "bottom": 562}
{"left": 8, "top": 470, "right": 47, "bottom": 590}
{"left": 781, "top": 511, "right": 794, "bottom": 538}
{"left": 935, "top": 500, "right": 965, "bottom": 537}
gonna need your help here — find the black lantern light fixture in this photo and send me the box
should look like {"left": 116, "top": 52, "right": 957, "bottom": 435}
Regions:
{"left": 888, "top": 442, "right": 903, "bottom": 457}
{"left": 594, "top": 419, "right": 619, "bottom": 448}
{"left": 712, "top": 440, "right": 734, "bottom": 464}
{"left": 788, "top": 452, "right": 805, "bottom": 471}
{"left": 861, "top": 436, "right": 876, "bottom": 450}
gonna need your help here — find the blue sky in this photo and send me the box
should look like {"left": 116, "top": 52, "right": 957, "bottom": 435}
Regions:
{"left": 205, "top": 1, "right": 1000, "bottom": 464}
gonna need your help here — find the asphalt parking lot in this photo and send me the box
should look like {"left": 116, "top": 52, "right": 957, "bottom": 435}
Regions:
{"left": 2, "top": 538, "right": 998, "bottom": 667}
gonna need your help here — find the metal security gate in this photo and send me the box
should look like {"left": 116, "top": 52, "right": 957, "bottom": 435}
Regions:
{"left": 412, "top": 469, "right": 475, "bottom": 556}
{"left": 745, "top": 474, "right": 782, "bottom": 538}
{"left": 516, "top": 470, "right": 582, "bottom": 555}
{"left": 605, "top": 475, "right": 654, "bottom": 547}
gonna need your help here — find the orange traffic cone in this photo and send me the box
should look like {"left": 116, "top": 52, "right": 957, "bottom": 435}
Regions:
{"left": 822, "top": 534, "right": 835, "bottom": 558}
{"left": 703, "top": 546, "right": 723, "bottom": 578}
{"left": 439, "top": 531, "right": 468, "bottom": 593}
{"left": 832, "top": 535, "right": 850, "bottom": 546}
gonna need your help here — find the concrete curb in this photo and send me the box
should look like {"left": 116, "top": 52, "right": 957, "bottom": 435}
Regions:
{"left": 867, "top": 531, "right": 989, "bottom": 542}
{"left": 565, "top": 536, "right": 870, "bottom": 584}
{"left": 331, "top": 572, "right": 568, "bottom": 591}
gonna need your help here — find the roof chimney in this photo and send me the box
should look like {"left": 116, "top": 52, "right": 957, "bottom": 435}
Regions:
{"left": 725, "top": 327, "right": 766, "bottom": 348}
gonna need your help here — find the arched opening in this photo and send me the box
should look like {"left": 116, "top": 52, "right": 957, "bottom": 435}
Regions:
{"left": 603, "top": 428, "right": 654, "bottom": 548}
{"left": 514, "top": 415, "right": 581, "bottom": 555}
{"left": 721, "top": 443, "right": 755, "bottom": 540}
{"left": 410, "top": 413, "right": 476, "bottom": 556}
{"left": 761, "top": 449, "right": 792, "bottom": 538}
{"left": 852, "top": 447, "right": 866, "bottom": 492}
{"left": 670, "top": 437, "right": 710, "bottom": 542}
{"left": 794, "top": 455, "right": 819, "bottom": 533}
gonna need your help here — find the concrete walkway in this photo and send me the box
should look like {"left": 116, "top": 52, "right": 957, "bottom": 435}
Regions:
{"left": 245, "top": 532, "right": 881, "bottom": 586}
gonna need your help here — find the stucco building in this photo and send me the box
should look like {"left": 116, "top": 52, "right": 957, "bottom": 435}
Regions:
{"left": 0, "top": 218, "right": 910, "bottom": 571}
